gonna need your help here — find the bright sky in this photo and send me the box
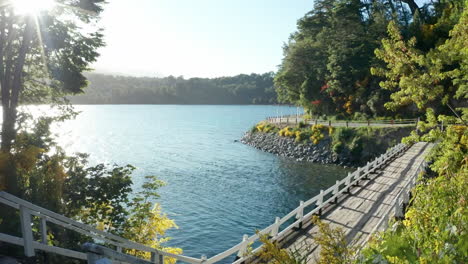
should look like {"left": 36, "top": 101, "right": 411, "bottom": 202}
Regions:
{"left": 91, "top": 0, "right": 313, "bottom": 78}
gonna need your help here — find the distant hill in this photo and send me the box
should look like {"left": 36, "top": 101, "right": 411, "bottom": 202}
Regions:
{"left": 69, "top": 73, "right": 278, "bottom": 104}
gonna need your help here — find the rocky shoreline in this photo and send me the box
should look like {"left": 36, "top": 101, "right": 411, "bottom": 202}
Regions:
{"left": 241, "top": 131, "right": 345, "bottom": 165}
{"left": 240, "top": 126, "right": 413, "bottom": 167}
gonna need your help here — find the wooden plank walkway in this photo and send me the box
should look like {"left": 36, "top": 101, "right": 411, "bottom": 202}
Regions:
{"left": 279, "top": 142, "right": 432, "bottom": 263}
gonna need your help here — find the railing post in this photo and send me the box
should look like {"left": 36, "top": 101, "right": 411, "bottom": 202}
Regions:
{"left": 345, "top": 173, "right": 352, "bottom": 193}
{"left": 353, "top": 170, "right": 360, "bottom": 186}
{"left": 333, "top": 180, "right": 339, "bottom": 203}
{"left": 201, "top": 255, "right": 207, "bottom": 263}
{"left": 328, "top": 120, "right": 331, "bottom": 126}
{"left": 316, "top": 190, "right": 324, "bottom": 215}
{"left": 20, "top": 205, "right": 35, "bottom": 257}
{"left": 151, "top": 251, "right": 165, "bottom": 264}
{"left": 39, "top": 217, "right": 48, "bottom": 244}
{"left": 315, "top": 119, "right": 318, "bottom": 125}
{"left": 236, "top": 234, "right": 249, "bottom": 259}
{"left": 346, "top": 121, "right": 349, "bottom": 127}
{"left": 271, "top": 217, "right": 281, "bottom": 237}
{"left": 364, "top": 162, "right": 370, "bottom": 179}
{"left": 394, "top": 198, "right": 404, "bottom": 218}
{"left": 295, "top": 201, "right": 304, "bottom": 229}
{"left": 86, "top": 251, "right": 109, "bottom": 264}
{"left": 367, "top": 120, "right": 370, "bottom": 126}
{"left": 402, "top": 188, "right": 410, "bottom": 204}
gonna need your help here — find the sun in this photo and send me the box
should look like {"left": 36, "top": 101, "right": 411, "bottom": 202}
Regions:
{"left": 12, "top": 0, "right": 56, "bottom": 15}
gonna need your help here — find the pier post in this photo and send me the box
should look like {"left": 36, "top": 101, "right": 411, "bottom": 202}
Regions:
{"left": 345, "top": 172, "right": 352, "bottom": 193}
{"left": 271, "top": 217, "right": 281, "bottom": 237}
{"left": 20, "top": 205, "right": 34, "bottom": 257}
{"left": 295, "top": 201, "right": 304, "bottom": 229}
{"left": 40, "top": 217, "right": 48, "bottom": 244}
{"left": 236, "top": 235, "right": 249, "bottom": 259}
{"left": 333, "top": 180, "right": 340, "bottom": 203}
{"left": 316, "top": 190, "right": 324, "bottom": 216}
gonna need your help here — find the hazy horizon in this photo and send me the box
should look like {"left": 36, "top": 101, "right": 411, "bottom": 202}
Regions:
{"left": 91, "top": 0, "right": 313, "bottom": 78}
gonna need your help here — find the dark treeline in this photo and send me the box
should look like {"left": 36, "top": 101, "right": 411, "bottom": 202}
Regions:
{"left": 69, "top": 72, "right": 278, "bottom": 104}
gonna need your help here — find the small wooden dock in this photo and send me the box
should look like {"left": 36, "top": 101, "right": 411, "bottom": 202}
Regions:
{"left": 280, "top": 142, "right": 432, "bottom": 263}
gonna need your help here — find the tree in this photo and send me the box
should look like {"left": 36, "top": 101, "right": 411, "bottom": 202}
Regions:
{"left": 371, "top": 0, "right": 467, "bottom": 118}
{"left": 0, "top": 0, "right": 104, "bottom": 193}
{"left": 274, "top": 0, "right": 419, "bottom": 118}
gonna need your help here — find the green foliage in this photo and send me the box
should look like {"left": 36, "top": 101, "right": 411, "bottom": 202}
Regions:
{"left": 69, "top": 72, "right": 278, "bottom": 105}
{"left": 312, "top": 216, "right": 356, "bottom": 264}
{"left": 298, "top": 121, "right": 308, "bottom": 128}
{"left": 372, "top": 1, "right": 467, "bottom": 114}
{"left": 255, "top": 233, "right": 307, "bottom": 264}
{"left": 279, "top": 126, "right": 296, "bottom": 137}
{"left": 359, "top": 3, "right": 468, "bottom": 262}
{"left": 330, "top": 127, "right": 406, "bottom": 164}
{"left": 277, "top": 124, "right": 329, "bottom": 144}
{"left": 361, "top": 126, "right": 467, "bottom": 263}
{"left": 274, "top": 0, "right": 413, "bottom": 117}
{"left": 254, "top": 122, "right": 279, "bottom": 133}
{"left": 309, "top": 125, "right": 327, "bottom": 144}
{"left": 254, "top": 217, "right": 355, "bottom": 264}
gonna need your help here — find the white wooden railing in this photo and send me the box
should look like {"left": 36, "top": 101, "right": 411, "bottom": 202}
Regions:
{"left": 0, "top": 143, "right": 410, "bottom": 264}
{"left": 266, "top": 116, "right": 419, "bottom": 127}
{"left": 0, "top": 191, "right": 204, "bottom": 264}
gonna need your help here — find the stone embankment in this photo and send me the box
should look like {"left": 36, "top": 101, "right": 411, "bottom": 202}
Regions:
{"left": 241, "top": 126, "right": 413, "bottom": 167}
{"left": 241, "top": 132, "right": 337, "bottom": 164}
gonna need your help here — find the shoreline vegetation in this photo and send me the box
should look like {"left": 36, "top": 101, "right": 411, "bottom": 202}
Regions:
{"left": 241, "top": 121, "right": 413, "bottom": 167}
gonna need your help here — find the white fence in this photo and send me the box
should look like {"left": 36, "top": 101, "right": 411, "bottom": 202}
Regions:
{"left": 266, "top": 116, "right": 419, "bottom": 127}
{"left": 0, "top": 191, "right": 204, "bottom": 264}
{"left": 0, "top": 143, "right": 413, "bottom": 264}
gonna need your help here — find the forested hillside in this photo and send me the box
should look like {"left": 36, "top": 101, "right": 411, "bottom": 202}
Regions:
{"left": 69, "top": 72, "right": 278, "bottom": 104}
{"left": 275, "top": 0, "right": 467, "bottom": 120}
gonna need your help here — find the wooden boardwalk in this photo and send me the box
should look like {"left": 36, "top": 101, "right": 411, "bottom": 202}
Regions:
{"left": 280, "top": 142, "right": 432, "bottom": 263}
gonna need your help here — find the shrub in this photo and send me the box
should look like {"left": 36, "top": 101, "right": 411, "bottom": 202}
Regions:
{"left": 254, "top": 122, "right": 279, "bottom": 133}
{"left": 297, "top": 121, "right": 308, "bottom": 128}
{"left": 279, "top": 126, "right": 296, "bottom": 137}
{"left": 310, "top": 125, "right": 326, "bottom": 144}
{"left": 295, "top": 130, "right": 311, "bottom": 142}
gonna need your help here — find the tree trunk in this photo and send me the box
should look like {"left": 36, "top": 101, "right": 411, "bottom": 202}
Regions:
{"left": 1, "top": 107, "right": 16, "bottom": 152}
{"left": 0, "top": 19, "right": 33, "bottom": 194}
{"left": 401, "top": 0, "right": 419, "bottom": 16}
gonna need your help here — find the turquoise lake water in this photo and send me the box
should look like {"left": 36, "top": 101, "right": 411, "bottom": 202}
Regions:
{"left": 51, "top": 105, "right": 350, "bottom": 262}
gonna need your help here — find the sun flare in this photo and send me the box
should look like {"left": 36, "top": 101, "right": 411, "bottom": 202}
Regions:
{"left": 12, "top": 0, "right": 56, "bottom": 15}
